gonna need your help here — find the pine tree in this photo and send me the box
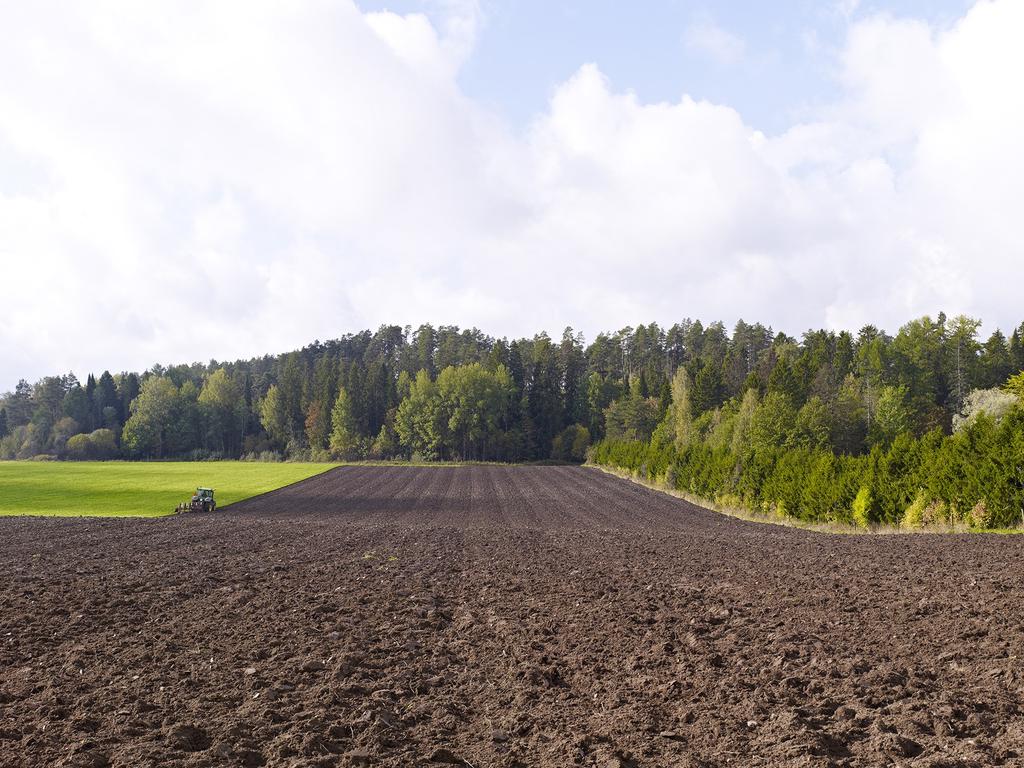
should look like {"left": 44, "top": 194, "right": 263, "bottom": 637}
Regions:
{"left": 657, "top": 379, "right": 671, "bottom": 419}
{"left": 118, "top": 373, "right": 141, "bottom": 426}
{"left": 85, "top": 374, "right": 97, "bottom": 423}
{"left": 637, "top": 369, "right": 650, "bottom": 399}
{"left": 978, "top": 330, "right": 1012, "bottom": 388}
{"left": 62, "top": 386, "right": 93, "bottom": 432}
{"left": 559, "top": 328, "right": 588, "bottom": 428}
{"left": 526, "top": 335, "right": 563, "bottom": 459}
{"left": 691, "top": 360, "right": 723, "bottom": 415}
{"left": 1010, "top": 326, "right": 1024, "bottom": 372}
{"left": 94, "top": 371, "right": 119, "bottom": 427}
{"left": 945, "top": 315, "right": 982, "bottom": 409}
{"left": 767, "top": 357, "right": 801, "bottom": 404}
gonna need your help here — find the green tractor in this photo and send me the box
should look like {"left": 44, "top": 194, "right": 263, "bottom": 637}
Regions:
{"left": 175, "top": 487, "right": 216, "bottom": 514}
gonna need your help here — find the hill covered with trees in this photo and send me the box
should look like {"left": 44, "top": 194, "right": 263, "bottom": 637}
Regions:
{"left": 2, "top": 314, "right": 1022, "bottom": 526}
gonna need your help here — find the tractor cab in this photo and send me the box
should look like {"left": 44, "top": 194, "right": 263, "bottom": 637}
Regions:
{"left": 191, "top": 488, "right": 216, "bottom": 512}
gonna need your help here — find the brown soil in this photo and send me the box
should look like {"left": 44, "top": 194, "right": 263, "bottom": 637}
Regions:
{"left": 1, "top": 465, "right": 1023, "bottom": 767}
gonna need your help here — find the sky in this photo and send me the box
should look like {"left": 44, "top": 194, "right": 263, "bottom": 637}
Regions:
{"left": 0, "top": 0, "right": 1021, "bottom": 389}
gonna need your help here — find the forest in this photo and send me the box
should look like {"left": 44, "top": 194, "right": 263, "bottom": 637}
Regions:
{"left": 2, "top": 314, "right": 1022, "bottom": 526}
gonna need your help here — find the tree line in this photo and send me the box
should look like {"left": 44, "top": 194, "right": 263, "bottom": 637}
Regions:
{"left": 2, "top": 316, "right": 1023, "bottom": 484}
{"left": 593, "top": 369, "right": 1024, "bottom": 529}
{"left": 589, "top": 316, "right": 1024, "bottom": 528}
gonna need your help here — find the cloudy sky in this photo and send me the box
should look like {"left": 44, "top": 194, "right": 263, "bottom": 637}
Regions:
{"left": 1, "top": 0, "right": 1021, "bottom": 389}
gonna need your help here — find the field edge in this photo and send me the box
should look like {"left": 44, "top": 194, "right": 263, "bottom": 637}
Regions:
{"left": 585, "top": 463, "right": 1020, "bottom": 536}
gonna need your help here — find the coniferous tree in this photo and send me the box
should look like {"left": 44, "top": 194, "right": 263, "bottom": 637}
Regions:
{"left": 62, "top": 386, "right": 93, "bottom": 432}
{"left": 1009, "top": 327, "right": 1024, "bottom": 372}
{"left": 84, "top": 374, "right": 97, "bottom": 423}
{"left": 526, "top": 335, "right": 563, "bottom": 459}
{"left": 585, "top": 372, "right": 618, "bottom": 440}
{"left": 94, "top": 371, "right": 120, "bottom": 426}
{"left": 118, "top": 373, "right": 141, "bottom": 425}
{"left": 978, "top": 330, "right": 1013, "bottom": 388}
{"left": 691, "top": 360, "right": 723, "bottom": 415}
{"left": 945, "top": 315, "right": 982, "bottom": 410}
{"left": 657, "top": 379, "right": 671, "bottom": 419}
{"left": 767, "top": 356, "right": 801, "bottom": 404}
{"left": 560, "top": 328, "right": 588, "bottom": 429}
{"left": 5, "top": 380, "right": 34, "bottom": 427}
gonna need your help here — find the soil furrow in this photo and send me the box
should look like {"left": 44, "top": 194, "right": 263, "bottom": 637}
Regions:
{"left": 2, "top": 466, "right": 1023, "bottom": 768}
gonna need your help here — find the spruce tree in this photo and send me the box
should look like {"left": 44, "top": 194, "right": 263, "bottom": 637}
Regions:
{"left": 691, "top": 361, "right": 723, "bottom": 415}
{"left": 1010, "top": 327, "right": 1024, "bottom": 373}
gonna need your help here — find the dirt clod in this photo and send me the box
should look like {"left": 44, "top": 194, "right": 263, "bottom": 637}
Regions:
{"left": 428, "top": 747, "right": 463, "bottom": 763}
{"left": 346, "top": 748, "right": 373, "bottom": 765}
{"left": 167, "top": 724, "right": 210, "bottom": 752}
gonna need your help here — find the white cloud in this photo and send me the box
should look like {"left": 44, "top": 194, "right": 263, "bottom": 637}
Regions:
{"left": 1, "top": 0, "right": 1023, "bottom": 388}
{"left": 683, "top": 15, "right": 747, "bottom": 65}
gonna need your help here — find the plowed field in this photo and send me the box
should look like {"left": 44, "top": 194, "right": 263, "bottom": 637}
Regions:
{"left": 1, "top": 465, "right": 1022, "bottom": 767}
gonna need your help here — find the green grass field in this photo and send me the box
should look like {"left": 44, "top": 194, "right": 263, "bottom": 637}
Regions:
{"left": 0, "top": 462, "right": 337, "bottom": 518}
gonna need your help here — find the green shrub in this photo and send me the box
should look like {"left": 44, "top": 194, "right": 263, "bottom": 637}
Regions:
{"left": 902, "top": 490, "right": 928, "bottom": 529}
{"left": 65, "top": 433, "right": 92, "bottom": 460}
{"left": 852, "top": 486, "right": 874, "bottom": 529}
